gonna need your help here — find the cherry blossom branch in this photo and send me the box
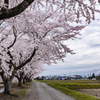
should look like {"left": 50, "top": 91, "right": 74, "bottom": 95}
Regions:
{"left": 17, "top": 48, "right": 37, "bottom": 69}
{"left": 4, "top": 0, "right": 9, "bottom": 8}
{"left": 8, "top": 26, "right": 17, "bottom": 49}
{"left": 0, "top": 0, "right": 35, "bottom": 20}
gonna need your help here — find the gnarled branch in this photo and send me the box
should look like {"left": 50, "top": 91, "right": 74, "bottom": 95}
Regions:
{"left": 0, "top": 0, "right": 35, "bottom": 20}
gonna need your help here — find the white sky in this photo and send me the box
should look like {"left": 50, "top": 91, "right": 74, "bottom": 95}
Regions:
{"left": 39, "top": 14, "right": 100, "bottom": 77}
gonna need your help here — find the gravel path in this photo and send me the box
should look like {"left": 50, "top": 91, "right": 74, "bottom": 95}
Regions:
{"left": 24, "top": 81, "right": 75, "bottom": 100}
{"left": 22, "top": 82, "right": 38, "bottom": 100}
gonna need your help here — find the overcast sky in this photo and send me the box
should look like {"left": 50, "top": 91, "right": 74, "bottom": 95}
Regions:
{"left": 39, "top": 13, "right": 100, "bottom": 77}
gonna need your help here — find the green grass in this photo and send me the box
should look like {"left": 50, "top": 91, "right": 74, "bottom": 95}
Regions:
{"left": 53, "top": 83, "right": 100, "bottom": 89}
{"left": 39, "top": 80, "right": 100, "bottom": 84}
{"left": 20, "top": 89, "right": 27, "bottom": 96}
{"left": 14, "top": 99, "right": 19, "bottom": 100}
{"left": 48, "top": 83, "right": 100, "bottom": 100}
{"left": 38, "top": 80, "right": 100, "bottom": 100}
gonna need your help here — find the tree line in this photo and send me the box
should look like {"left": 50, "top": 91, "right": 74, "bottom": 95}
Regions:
{"left": 0, "top": 0, "right": 100, "bottom": 94}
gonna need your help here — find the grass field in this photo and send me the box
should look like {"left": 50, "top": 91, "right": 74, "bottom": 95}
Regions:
{"left": 38, "top": 80, "right": 100, "bottom": 100}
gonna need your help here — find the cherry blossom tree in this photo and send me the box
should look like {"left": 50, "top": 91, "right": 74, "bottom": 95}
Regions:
{"left": 0, "top": 5, "right": 85, "bottom": 94}
{"left": 0, "top": 0, "right": 100, "bottom": 94}
{"left": 0, "top": 0, "right": 99, "bottom": 22}
{"left": 15, "top": 61, "right": 44, "bottom": 86}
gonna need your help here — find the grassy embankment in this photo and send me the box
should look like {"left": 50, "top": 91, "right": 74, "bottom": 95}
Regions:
{"left": 39, "top": 80, "right": 100, "bottom": 100}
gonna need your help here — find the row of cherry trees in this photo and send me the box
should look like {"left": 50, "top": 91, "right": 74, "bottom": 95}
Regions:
{"left": 0, "top": 0, "right": 100, "bottom": 94}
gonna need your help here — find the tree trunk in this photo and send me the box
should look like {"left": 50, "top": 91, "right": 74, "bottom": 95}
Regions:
{"left": 23, "top": 78, "right": 26, "bottom": 84}
{"left": 0, "top": 0, "right": 35, "bottom": 20}
{"left": 0, "top": 70, "right": 15, "bottom": 95}
{"left": 4, "top": 79, "right": 12, "bottom": 94}
{"left": 18, "top": 78, "right": 22, "bottom": 86}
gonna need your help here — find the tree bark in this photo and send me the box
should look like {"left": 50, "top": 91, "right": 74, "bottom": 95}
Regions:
{"left": 23, "top": 78, "right": 26, "bottom": 84}
{"left": 3, "top": 79, "right": 12, "bottom": 94}
{"left": 18, "top": 78, "right": 22, "bottom": 86}
{"left": 4, "top": 0, "right": 9, "bottom": 8}
{"left": 0, "top": 0, "right": 35, "bottom": 20}
{"left": 0, "top": 70, "right": 15, "bottom": 94}
{"left": 4, "top": 0, "right": 9, "bottom": 4}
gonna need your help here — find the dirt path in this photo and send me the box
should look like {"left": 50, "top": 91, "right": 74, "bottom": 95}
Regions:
{"left": 24, "top": 81, "right": 75, "bottom": 100}
{"left": 22, "top": 82, "right": 38, "bottom": 100}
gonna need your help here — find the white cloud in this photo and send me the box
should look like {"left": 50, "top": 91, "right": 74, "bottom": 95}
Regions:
{"left": 40, "top": 17, "right": 100, "bottom": 76}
